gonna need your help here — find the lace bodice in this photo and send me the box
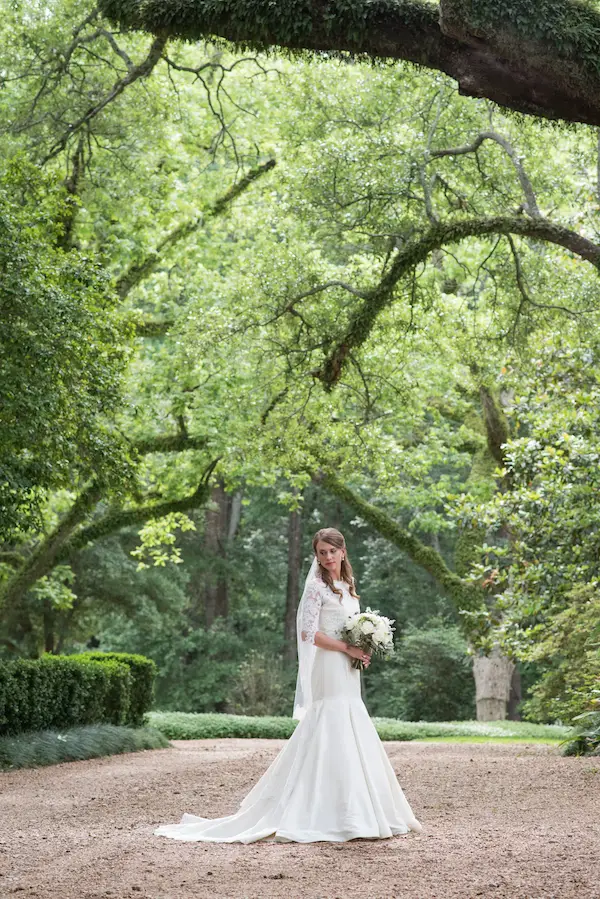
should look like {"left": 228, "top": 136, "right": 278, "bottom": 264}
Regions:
{"left": 300, "top": 578, "right": 360, "bottom": 643}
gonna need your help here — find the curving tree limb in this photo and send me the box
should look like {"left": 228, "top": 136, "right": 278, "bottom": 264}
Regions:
{"left": 41, "top": 32, "right": 169, "bottom": 164}
{"left": 316, "top": 215, "right": 600, "bottom": 387}
{"left": 56, "top": 461, "right": 218, "bottom": 563}
{"left": 97, "top": 0, "right": 600, "bottom": 127}
{"left": 0, "top": 434, "right": 215, "bottom": 611}
{"left": 317, "top": 470, "right": 485, "bottom": 626}
{"left": 116, "top": 158, "right": 276, "bottom": 300}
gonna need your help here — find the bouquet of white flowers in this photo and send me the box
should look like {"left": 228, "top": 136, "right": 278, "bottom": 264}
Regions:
{"left": 340, "top": 607, "right": 396, "bottom": 670}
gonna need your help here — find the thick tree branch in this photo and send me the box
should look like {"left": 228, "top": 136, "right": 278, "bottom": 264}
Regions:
{"left": 0, "top": 433, "right": 211, "bottom": 610}
{"left": 57, "top": 133, "right": 87, "bottom": 250}
{"left": 0, "top": 552, "right": 27, "bottom": 568}
{"left": 116, "top": 157, "right": 276, "bottom": 300}
{"left": 56, "top": 461, "right": 218, "bottom": 562}
{"left": 0, "top": 483, "right": 103, "bottom": 612}
{"left": 98, "top": 0, "right": 600, "bottom": 127}
{"left": 316, "top": 215, "right": 600, "bottom": 387}
{"left": 477, "top": 385, "right": 509, "bottom": 466}
{"left": 133, "top": 433, "right": 209, "bottom": 454}
{"left": 317, "top": 471, "right": 484, "bottom": 624}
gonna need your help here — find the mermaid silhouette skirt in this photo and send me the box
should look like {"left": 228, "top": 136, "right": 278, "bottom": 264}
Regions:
{"left": 153, "top": 647, "right": 422, "bottom": 843}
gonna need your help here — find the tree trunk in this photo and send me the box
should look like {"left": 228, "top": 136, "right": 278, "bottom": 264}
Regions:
{"left": 472, "top": 643, "right": 515, "bottom": 721}
{"left": 42, "top": 598, "right": 55, "bottom": 654}
{"left": 284, "top": 496, "right": 303, "bottom": 663}
{"left": 203, "top": 480, "right": 238, "bottom": 627}
{"left": 507, "top": 663, "right": 522, "bottom": 721}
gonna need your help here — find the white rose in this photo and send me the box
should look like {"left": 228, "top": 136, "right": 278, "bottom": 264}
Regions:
{"left": 361, "top": 620, "right": 375, "bottom": 635}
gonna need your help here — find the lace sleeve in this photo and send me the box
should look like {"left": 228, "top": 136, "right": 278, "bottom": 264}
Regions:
{"left": 300, "top": 580, "right": 323, "bottom": 644}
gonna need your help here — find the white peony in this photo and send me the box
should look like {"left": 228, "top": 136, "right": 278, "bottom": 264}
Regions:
{"left": 373, "top": 622, "right": 389, "bottom": 644}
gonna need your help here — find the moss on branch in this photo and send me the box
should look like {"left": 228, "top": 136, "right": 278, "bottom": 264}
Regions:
{"left": 56, "top": 477, "right": 213, "bottom": 561}
{"left": 116, "top": 158, "right": 276, "bottom": 300}
{"left": 320, "top": 471, "right": 485, "bottom": 622}
{"left": 0, "top": 437, "right": 215, "bottom": 611}
{"left": 133, "top": 433, "right": 209, "bottom": 454}
{"left": 98, "top": 0, "right": 600, "bottom": 126}
{"left": 318, "top": 215, "right": 600, "bottom": 387}
{"left": 99, "top": 0, "right": 442, "bottom": 60}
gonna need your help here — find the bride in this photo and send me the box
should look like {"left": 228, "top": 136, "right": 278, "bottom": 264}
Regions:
{"left": 154, "top": 526, "right": 422, "bottom": 843}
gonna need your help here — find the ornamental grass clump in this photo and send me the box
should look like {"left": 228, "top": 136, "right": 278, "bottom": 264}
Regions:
{"left": 0, "top": 724, "right": 169, "bottom": 770}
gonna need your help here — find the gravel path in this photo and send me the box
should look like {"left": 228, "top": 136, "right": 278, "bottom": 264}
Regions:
{"left": 1, "top": 739, "right": 598, "bottom": 899}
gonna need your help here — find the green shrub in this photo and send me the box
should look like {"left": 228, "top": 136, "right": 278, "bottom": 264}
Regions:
{"left": 365, "top": 619, "right": 476, "bottom": 722}
{"left": 0, "top": 654, "right": 144, "bottom": 735}
{"left": 521, "top": 586, "right": 600, "bottom": 725}
{"left": 147, "top": 711, "right": 297, "bottom": 740}
{"left": 0, "top": 724, "right": 170, "bottom": 770}
{"left": 562, "top": 691, "right": 600, "bottom": 757}
{"left": 226, "top": 651, "right": 294, "bottom": 717}
{"left": 71, "top": 651, "right": 156, "bottom": 725}
{"left": 0, "top": 656, "right": 127, "bottom": 735}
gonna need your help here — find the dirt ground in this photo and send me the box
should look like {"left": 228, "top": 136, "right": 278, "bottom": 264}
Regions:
{"left": 1, "top": 739, "right": 598, "bottom": 899}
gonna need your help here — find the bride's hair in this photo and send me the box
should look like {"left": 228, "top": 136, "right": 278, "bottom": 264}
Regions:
{"left": 312, "top": 527, "right": 359, "bottom": 601}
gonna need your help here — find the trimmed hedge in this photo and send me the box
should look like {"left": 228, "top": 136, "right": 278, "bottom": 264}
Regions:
{"left": 72, "top": 652, "right": 156, "bottom": 726}
{"left": 0, "top": 652, "right": 156, "bottom": 736}
{"left": 148, "top": 711, "right": 297, "bottom": 740}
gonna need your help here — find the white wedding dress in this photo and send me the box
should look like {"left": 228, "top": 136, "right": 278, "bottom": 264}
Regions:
{"left": 154, "top": 578, "right": 422, "bottom": 843}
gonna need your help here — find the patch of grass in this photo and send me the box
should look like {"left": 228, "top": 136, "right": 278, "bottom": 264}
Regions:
{"left": 0, "top": 724, "right": 170, "bottom": 771}
{"left": 372, "top": 717, "right": 571, "bottom": 742}
{"left": 146, "top": 711, "right": 572, "bottom": 743}
{"left": 409, "top": 735, "right": 564, "bottom": 744}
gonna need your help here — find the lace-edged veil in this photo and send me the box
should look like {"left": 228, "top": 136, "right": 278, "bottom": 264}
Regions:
{"left": 292, "top": 556, "right": 320, "bottom": 721}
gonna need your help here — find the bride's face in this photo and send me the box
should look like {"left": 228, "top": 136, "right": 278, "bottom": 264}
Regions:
{"left": 315, "top": 540, "right": 344, "bottom": 573}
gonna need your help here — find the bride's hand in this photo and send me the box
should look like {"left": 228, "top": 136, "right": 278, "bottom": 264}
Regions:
{"left": 345, "top": 645, "right": 371, "bottom": 666}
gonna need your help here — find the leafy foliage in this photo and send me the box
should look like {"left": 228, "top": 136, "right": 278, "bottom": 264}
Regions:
{"left": 3, "top": 0, "right": 600, "bottom": 736}
{"left": 0, "top": 161, "right": 130, "bottom": 538}
{"left": 365, "top": 618, "right": 476, "bottom": 721}
{"left": 563, "top": 692, "right": 600, "bottom": 756}
{"left": 145, "top": 709, "right": 571, "bottom": 741}
{"left": 456, "top": 343, "right": 600, "bottom": 723}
